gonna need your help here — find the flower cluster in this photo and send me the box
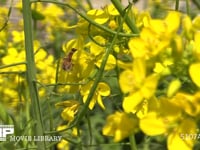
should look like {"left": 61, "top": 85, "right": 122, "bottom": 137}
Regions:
{"left": 101, "top": 7, "right": 200, "bottom": 150}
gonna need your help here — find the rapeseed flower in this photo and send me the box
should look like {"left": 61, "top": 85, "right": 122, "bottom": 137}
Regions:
{"left": 119, "top": 58, "right": 159, "bottom": 113}
{"left": 56, "top": 100, "right": 80, "bottom": 122}
{"left": 140, "top": 92, "right": 200, "bottom": 150}
{"left": 129, "top": 11, "right": 180, "bottom": 59}
{"left": 189, "top": 63, "right": 200, "bottom": 87}
{"left": 81, "top": 81, "right": 110, "bottom": 110}
{"left": 57, "top": 125, "right": 69, "bottom": 150}
{"left": 102, "top": 111, "right": 139, "bottom": 142}
{"left": 88, "top": 36, "right": 116, "bottom": 70}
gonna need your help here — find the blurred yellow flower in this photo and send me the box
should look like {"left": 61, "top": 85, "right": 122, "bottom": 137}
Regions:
{"left": 105, "top": 4, "right": 119, "bottom": 16}
{"left": 193, "top": 32, "right": 200, "bottom": 60}
{"left": 87, "top": 9, "right": 109, "bottom": 24}
{"left": 56, "top": 100, "right": 80, "bottom": 122}
{"left": 11, "top": 31, "right": 24, "bottom": 43}
{"left": 57, "top": 139, "right": 69, "bottom": 150}
{"left": 88, "top": 36, "right": 116, "bottom": 70}
{"left": 167, "top": 79, "right": 182, "bottom": 97}
{"left": 167, "top": 118, "right": 197, "bottom": 150}
{"left": 189, "top": 63, "right": 200, "bottom": 87}
{"left": 140, "top": 95, "right": 197, "bottom": 150}
{"left": 102, "top": 111, "right": 138, "bottom": 142}
{"left": 57, "top": 125, "right": 69, "bottom": 150}
{"left": 108, "top": 20, "right": 118, "bottom": 30}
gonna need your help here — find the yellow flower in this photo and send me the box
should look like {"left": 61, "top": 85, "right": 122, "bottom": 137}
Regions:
{"left": 193, "top": 32, "right": 200, "bottom": 60}
{"left": 34, "top": 48, "right": 55, "bottom": 84}
{"left": 171, "top": 92, "right": 200, "bottom": 117}
{"left": 167, "top": 79, "right": 182, "bottom": 97}
{"left": 164, "top": 11, "right": 181, "bottom": 35}
{"left": 140, "top": 96, "right": 197, "bottom": 150}
{"left": 105, "top": 4, "right": 119, "bottom": 16}
{"left": 189, "top": 63, "right": 200, "bottom": 87}
{"left": 108, "top": 20, "right": 118, "bottom": 30}
{"left": 42, "top": 4, "right": 64, "bottom": 18}
{"left": 88, "top": 36, "right": 116, "bottom": 70}
{"left": 167, "top": 118, "right": 197, "bottom": 150}
{"left": 102, "top": 111, "right": 139, "bottom": 142}
{"left": 57, "top": 125, "right": 69, "bottom": 150}
{"left": 81, "top": 81, "right": 110, "bottom": 110}
{"left": 182, "top": 15, "right": 193, "bottom": 39}
{"left": 59, "top": 37, "right": 94, "bottom": 86}
{"left": 129, "top": 11, "right": 180, "bottom": 59}
{"left": 89, "top": 36, "right": 106, "bottom": 56}
{"left": 87, "top": 9, "right": 109, "bottom": 24}
{"left": 2, "top": 47, "right": 26, "bottom": 72}
{"left": 11, "top": 31, "right": 24, "bottom": 43}
{"left": 57, "top": 140, "right": 69, "bottom": 150}
{"left": 119, "top": 58, "right": 159, "bottom": 113}
{"left": 139, "top": 111, "right": 168, "bottom": 135}
{"left": 192, "top": 16, "right": 200, "bottom": 31}
{"left": 128, "top": 38, "right": 148, "bottom": 58}
{"left": 135, "top": 11, "right": 151, "bottom": 29}
{"left": 95, "top": 54, "right": 116, "bottom": 70}
{"left": 55, "top": 100, "right": 80, "bottom": 122}
{"left": 153, "top": 59, "right": 173, "bottom": 75}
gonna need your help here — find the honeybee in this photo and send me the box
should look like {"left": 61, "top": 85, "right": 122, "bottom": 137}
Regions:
{"left": 62, "top": 48, "right": 77, "bottom": 71}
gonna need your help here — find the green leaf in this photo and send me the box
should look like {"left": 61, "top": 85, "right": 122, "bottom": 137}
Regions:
{"left": 0, "top": 103, "right": 14, "bottom": 124}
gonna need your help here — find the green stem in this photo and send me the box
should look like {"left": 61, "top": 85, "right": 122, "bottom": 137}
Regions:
{"left": 186, "top": 0, "right": 190, "bottom": 15}
{"left": 111, "top": 0, "right": 139, "bottom": 34}
{"left": 86, "top": 0, "right": 93, "bottom": 9}
{"left": 0, "top": 62, "right": 26, "bottom": 69}
{"left": 175, "top": 0, "right": 179, "bottom": 11}
{"left": 129, "top": 134, "right": 137, "bottom": 150}
{"left": 22, "top": 0, "right": 45, "bottom": 149}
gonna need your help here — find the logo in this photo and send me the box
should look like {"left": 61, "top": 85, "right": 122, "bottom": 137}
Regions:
{"left": 0, "top": 125, "right": 14, "bottom": 141}
{"left": 0, "top": 125, "right": 62, "bottom": 142}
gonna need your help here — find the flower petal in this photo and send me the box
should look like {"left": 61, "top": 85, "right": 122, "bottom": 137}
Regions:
{"left": 98, "top": 82, "right": 110, "bottom": 96}
{"left": 139, "top": 112, "right": 167, "bottom": 136}
{"left": 123, "top": 91, "right": 143, "bottom": 113}
{"left": 97, "top": 94, "right": 105, "bottom": 109}
{"left": 189, "top": 63, "right": 200, "bottom": 87}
